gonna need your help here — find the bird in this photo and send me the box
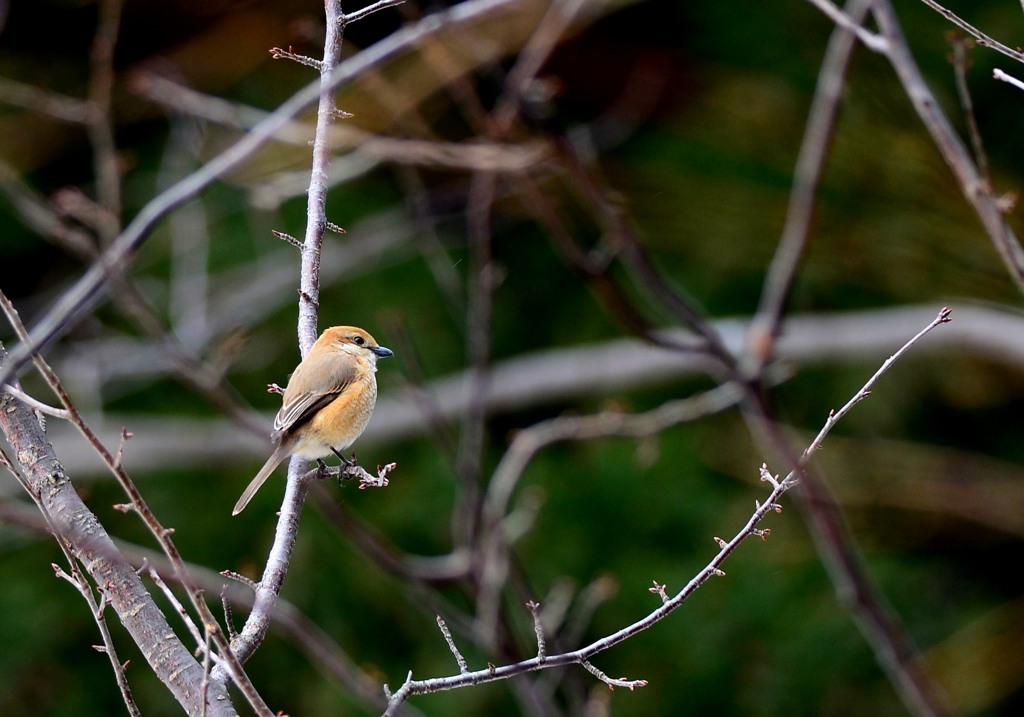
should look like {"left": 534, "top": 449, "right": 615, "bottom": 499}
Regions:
{"left": 232, "top": 325, "right": 393, "bottom": 515}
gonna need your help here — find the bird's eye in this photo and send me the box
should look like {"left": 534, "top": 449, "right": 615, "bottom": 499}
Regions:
{"left": 352, "top": 335, "right": 365, "bottom": 345}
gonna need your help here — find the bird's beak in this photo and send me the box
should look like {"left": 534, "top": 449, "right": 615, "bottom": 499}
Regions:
{"left": 371, "top": 345, "right": 394, "bottom": 358}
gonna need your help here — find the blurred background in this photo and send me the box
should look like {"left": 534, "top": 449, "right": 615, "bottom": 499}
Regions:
{"left": 2, "top": 0, "right": 1024, "bottom": 715}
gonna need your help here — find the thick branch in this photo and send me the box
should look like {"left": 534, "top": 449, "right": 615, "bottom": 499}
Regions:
{"left": 0, "top": 346, "right": 236, "bottom": 717}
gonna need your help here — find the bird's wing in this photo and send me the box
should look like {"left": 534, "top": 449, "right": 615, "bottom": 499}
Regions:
{"left": 273, "top": 350, "right": 359, "bottom": 433}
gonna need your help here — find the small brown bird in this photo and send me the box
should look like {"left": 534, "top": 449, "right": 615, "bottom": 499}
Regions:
{"left": 232, "top": 326, "right": 393, "bottom": 515}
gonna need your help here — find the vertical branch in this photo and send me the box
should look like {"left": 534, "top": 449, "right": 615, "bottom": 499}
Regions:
{"left": 949, "top": 35, "right": 991, "bottom": 189}
{"left": 227, "top": 0, "right": 350, "bottom": 672}
{"left": 462, "top": 0, "right": 599, "bottom": 654}
{"left": 298, "top": 1, "right": 347, "bottom": 352}
{"left": 86, "top": 0, "right": 125, "bottom": 240}
{"left": 228, "top": 469, "right": 312, "bottom": 669}
{"left": 455, "top": 171, "right": 495, "bottom": 552}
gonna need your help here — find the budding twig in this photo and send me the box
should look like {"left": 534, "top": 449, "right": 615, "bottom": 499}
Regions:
{"left": 436, "top": 616, "right": 469, "bottom": 674}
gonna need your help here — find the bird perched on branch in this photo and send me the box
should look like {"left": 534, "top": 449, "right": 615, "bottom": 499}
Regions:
{"left": 232, "top": 325, "right": 393, "bottom": 515}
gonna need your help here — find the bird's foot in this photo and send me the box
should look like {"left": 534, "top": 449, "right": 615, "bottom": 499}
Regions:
{"left": 315, "top": 458, "right": 334, "bottom": 479}
{"left": 330, "top": 447, "right": 356, "bottom": 468}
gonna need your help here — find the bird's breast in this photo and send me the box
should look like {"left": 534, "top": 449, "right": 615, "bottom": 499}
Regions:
{"left": 293, "top": 376, "right": 378, "bottom": 458}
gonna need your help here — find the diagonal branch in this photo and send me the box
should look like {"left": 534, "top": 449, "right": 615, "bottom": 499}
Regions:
{"left": 741, "top": 309, "right": 955, "bottom": 717}
{"left": 0, "top": 0, "right": 526, "bottom": 391}
{"left": 0, "top": 349, "right": 239, "bottom": 716}
{"left": 383, "top": 309, "right": 952, "bottom": 715}
{"left": 745, "top": 0, "right": 871, "bottom": 377}
{"left": 0, "top": 291, "right": 272, "bottom": 716}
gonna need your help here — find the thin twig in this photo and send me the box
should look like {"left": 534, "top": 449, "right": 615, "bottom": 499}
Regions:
{"left": 993, "top": 67, "right": 1024, "bottom": 91}
{"left": 916, "top": 0, "right": 1024, "bottom": 64}
{"left": 382, "top": 309, "right": 951, "bottom": 714}
{"left": 0, "top": 76, "right": 92, "bottom": 122}
{"left": 436, "top": 616, "right": 470, "bottom": 674}
{"left": 346, "top": 0, "right": 407, "bottom": 24}
{"left": 526, "top": 601, "right": 546, "bottom": 662}
{"left": 804, "top": 0, "right": 889, "bottom": 51}
{"left": 272, "top": 229, "right": 304, "bottom": 249}
{"left": 740, "top": 309, "right": 956, "bottom": 717}
{"left": 950, "top": 35, "right": 991, "bottom": 187}
{"left": 871, "top": 0, "right": 1024, "bottom": 292}
{"left": 52, "top": 560, "right": 142, "bottom": 717}
{"left": 794, "top": 307, "right": 951, "bottom": 476}
{"left": 147, "top": 567, "right": 219, "bottom": 664}
{"left": 0, "top": 385, "right": 70, "bottom": 419}
{"left": 580, "top": 660, "right": 647, "bottom": 691}
{"left": 270, "top": 46, "right": 324, "bottom": 71}
{"left": 86, "top": 0, "right": 125, "bottom": 238}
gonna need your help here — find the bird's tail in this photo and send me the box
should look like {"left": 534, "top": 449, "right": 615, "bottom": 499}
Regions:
{"left": 232, "top": 444, "right": 289, "bottom": 515}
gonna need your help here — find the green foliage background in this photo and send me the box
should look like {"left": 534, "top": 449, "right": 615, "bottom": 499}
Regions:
{"left": 1, "top": 0, "right": 1024, "bottom": 715}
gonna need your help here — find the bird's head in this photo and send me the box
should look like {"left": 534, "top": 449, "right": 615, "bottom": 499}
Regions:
{"left": 320, "top": 326, "right": 394, "bottom": 363}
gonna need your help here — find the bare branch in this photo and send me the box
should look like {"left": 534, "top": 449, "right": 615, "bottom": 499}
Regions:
{"left": 270, "top": 46, "right": 325, "bottom": 71}
{"left": 0, "top": 76, "right": 93, "bottom": 122}
{"left": 950, "top": 35, "right": 991, "bottom": 187}
{"left": 0, "top": 0, "right": 528, "bottom": 391}
{"left": 224, "top": 0, "right": 404, "bottom": 678}
{"left": 916, "top": 0, "right": 1024, "bottom": 64}
{"left": 382, "top": 310, "right": 950, "bottom": 714}
{"left": 86, "top": 0, "right": 125, "bottom": 236}
{"left": 1, "top": 384, "right": 70, "bottom": 419}
{"left": 0, "top": 291, "right": 270, "bottom": 716}
{"left": 580, "top": 660, "right": 647, "bottom": 692}
{"left": 746, "top": 0, "right": 871, "bottom": 375}
{"left": 0, "top": 360, "right": 236, "bottom": 714}
{"left": 870, "top": 1, "right": 1024, "bottom": 292}
{"left": 50, "top": 557, "right": 141, "bottom": 717}
{"left": 803, "top": 0, "right": 889, "bottom": 51}
{"left": 345, "top": 0, "right": 407, "bottom": 24}
{"left": 993, "top": 67, "right": 1024, "bottom": 92}
{"left": 741, "top": 309, "right": 956, "bottom": 717}
{"left": 272, "top": 229, "right": 304, "bottom": 249}
{"left": 526, "top": 601, "right": 546, "bottom": 662}
{"left": 795, "top": 307, "right": 952, "bottom": 475}
{"left": 437, "top": 616, "right": 470, "bottom": 674}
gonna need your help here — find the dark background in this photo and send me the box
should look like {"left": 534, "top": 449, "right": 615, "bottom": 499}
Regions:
{"left": 1, "top": 0, "right": 1023, "bottom": 715}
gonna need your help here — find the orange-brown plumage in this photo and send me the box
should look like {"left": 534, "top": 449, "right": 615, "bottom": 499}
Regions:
{"left": 232, "top": 326, "right": 392, "bottom": 515}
